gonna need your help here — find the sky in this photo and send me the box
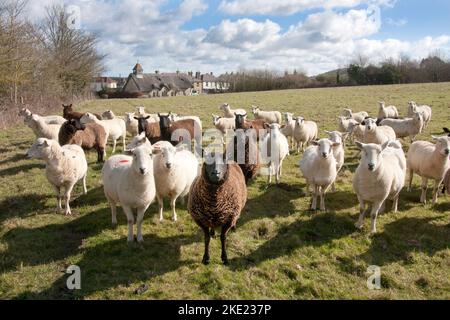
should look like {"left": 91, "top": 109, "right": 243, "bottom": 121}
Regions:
{"left": 25, "top": 0, "right": 450, "bottom": 76}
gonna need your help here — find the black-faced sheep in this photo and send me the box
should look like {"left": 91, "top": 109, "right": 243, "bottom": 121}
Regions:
{"left": 188, "top": 153, "right": 247, "bottom": 265}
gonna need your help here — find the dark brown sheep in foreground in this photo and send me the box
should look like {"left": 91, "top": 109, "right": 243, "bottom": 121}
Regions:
{"left": 188, "top": 153, "right": 247, "bottom": 265}
{"left": 59, "top": 119, "right": 107, "bottom": 162}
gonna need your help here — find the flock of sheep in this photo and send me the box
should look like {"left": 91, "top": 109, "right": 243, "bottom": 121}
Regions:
{"left": 18, "top": 100, "right": 450, "bottom": 265}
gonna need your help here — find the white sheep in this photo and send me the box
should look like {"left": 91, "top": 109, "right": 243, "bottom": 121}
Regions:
{"left": 219, "top": 103, "right": 246, "bottom": 118}
{"left": 80, "top": 112, "right": 126, "bottom": 154}
{"left": 406, "top": 136, "right": 450, "bottom": 204}
{"left": 378, "top": 101, "right": 399, "bottom": 120}
{"left": 102, "top": 144, "right": 156, "bottom": 242}
{"left": 380, "top": 111, "right": 424, "bottom": 141}
{"left": 342, "top": 108, "right": 369, "bottom": 123}
{"left": 19, "top": 108, "right": 66, "bottom": 125}
{"left": 124, "top": 112, "right": 139, "bottom": 136}
{"left": 353, "top": 141, "right": 406, "bottom": 234}
{"left": 299, "top": 138, "right": 340, "bottom": 211}
{"left": 293, "top": 117, "right": 318, "bottom": 153}
{"left": 325, "top": 131, "right": 347, "bottom": 191}
{"left": 280, "top": 112, "right": 296, "bottom": 148}
{"left": 362, "top": 118, "right": 396, "bottom": 145}
{"left": 153, "top": 144, "right": 199, "bottom": 222}
{"left": 212, "top": 114, "right": 235, "bottom": 135}
{"left": 348, "top": 122, "right": 365, "bottom": 144}
{"left": 251, "top": 106, "right": 282, "bottom": 124}
{"left": 260, "top": 123, "right": 290, "bottom": 184}
{"left": 26, "top": 138, "right": 88, "bottom": 215}
{"left": 408, "top": 101, "right": 432, "bottom": 129}
{"left": 337, "top": 116, "right": 358, "bottom": 133}
{"left": 27, "top": 114, "right": 62, "bottom": 140}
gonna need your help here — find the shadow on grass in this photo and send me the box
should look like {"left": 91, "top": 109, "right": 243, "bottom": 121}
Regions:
{"left": 0, "top": 162, "right": 45, "bottom": 177}
{"left": 358, "top": 216, "right": 450, "bottom": 267}
{"left": 0, "top": 193, "right": 52, "bottom": 224}
{"left": 13, "top": 232, "right": 197, "bottom": 299}
{"left": 230, "top": 212, "right": 355, "bottom": 270}
{"left": 0, "top": 207, "right": 112, "bottom": 275}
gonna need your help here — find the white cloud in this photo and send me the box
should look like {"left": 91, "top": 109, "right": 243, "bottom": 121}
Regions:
{"left": 218, "top": 0, "right": 395, "bottom": 16}
{"left": 204, "top": 19, "right": 280, "bottom": 50}
{"left": 20, "top": 0, "right": 450, "bottom": 77}
{"left": 386, "top": 17, "right": 407, "bottom": 27}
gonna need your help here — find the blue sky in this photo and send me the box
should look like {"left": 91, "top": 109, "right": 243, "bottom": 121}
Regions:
{"left": 29, "top": 0, "right": 450, "bottom": 76}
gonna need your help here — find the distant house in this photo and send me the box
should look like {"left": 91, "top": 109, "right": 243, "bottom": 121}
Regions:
{"left": 91, "top": 77, "right": 118, "bottom": 92}
{"left": 122, "top": 63, "right": 230, "bottom": 97}
{"left": 122, "top": 64, "right": 193, "bottom": 97}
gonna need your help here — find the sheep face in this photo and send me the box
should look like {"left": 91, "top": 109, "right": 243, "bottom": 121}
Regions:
{"left": 27, "top": 138, "right": 52, "bottom": 159}
{"left": 134, "top": 116, "right": 150, "bottom": 134}
{"left": 342, "top": 109, "right": 352, "bottom": 117}
{"left": 356, "top": 142, "right": 384, "bottom": 172}
{"left": 130, "top": 146, "right": 153, "bottom": 176}
{"left": 284, "top": 113, "right": 294, "bottom": 123}
{"left": 432, "top": 136, "right": 450, "bottom": 156}
{"left": 362, "top": 118, "right": 377, "bottom": 132}
{"left": 312, "top": 139, "right": 339, "bottom": 159}
{"left": 125, "top": 113, "right": 135, "bottom": 122}
{"left": 325, "top": 131, "right": 345, "bottom": 144}
{"left": 378, "top": 101, "right": 385, "bottom": 109}
{"left": 235, "top": 113, "right": 247, "bottom": 129}
{"left": 158, "top": 114, "right": 172, "bottom": 130}
{"left": 204, "top": 153, "right": 228, "bottom": 185}
{"left": 412, "top": 111, "right": 424, "bottom": 123}
{"left": 159, "top": 145, "right": 178, "bottom": 169}
{"left": 295, "top": 117, "right": 305, "bottom": 127}
{"left": 212, "top": 114, "right": 220, "bottom": 125}
{"left": 19, "top": 108, "right": 32, "bottom": 117}
{"left": 136, "top": 107, "right": 146, "bottom": 116}
{"left": 251, "top": 106, "right": 260, "bottom": 114}
{"left": 219, "top": 104, "right": 230, "bottom": 112}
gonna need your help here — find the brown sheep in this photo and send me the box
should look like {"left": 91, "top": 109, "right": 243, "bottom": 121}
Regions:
{"left": 188, "top": 153, "right": 247, "bottom": 265}
{"left": 58, "top": 119, "right": 107, "bottom": 162}
{"left": 235, "top": 113, "right": 267, "bottom": 138}
{"left": 135, "top": 116, "right": 163, "bottom": 145}
{"left": 443, "top": 169, "right": 450, "bottom": 195}
{"left": 63, "top": 104, "right": 101, "bottom": 121}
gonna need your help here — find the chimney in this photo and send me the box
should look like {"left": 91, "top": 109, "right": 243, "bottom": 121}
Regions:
{"left": 195, "top": 71, "right": 201, "bottom": 79}
{"left": 155, "top": 70, "right": 159, "bottom": 74}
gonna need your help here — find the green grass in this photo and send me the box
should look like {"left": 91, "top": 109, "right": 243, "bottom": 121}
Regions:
{"left": 0, "top": 83, "right": 449, "bottom": 299}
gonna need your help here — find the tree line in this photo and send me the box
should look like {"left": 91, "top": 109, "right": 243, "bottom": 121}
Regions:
{"left": 0, "top": 0, "right": 104, "bottom": 128}
{"left": 225, "top": 53, "right": 450, "bottom": 93}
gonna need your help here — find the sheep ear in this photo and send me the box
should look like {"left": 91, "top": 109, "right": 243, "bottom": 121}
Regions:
{"left": 361, "top": 121, "right": 366, "bottom": 126}
{"left": 332, "top": 142, "right": 341, "bottom": 148}
{"left": 355, "top": 141, "right": 364, "bottom": 150}
{"left": 145, "top": 116, "right": 150, "bottom": 120}
{"left": 324, "top": 130, "right": 331, "bottom": 135}
{"left": 264, "top": 123, "right": 270, "bottom": 129}
{"left": 43, "top": 140, "right": 50, "bottom": 147}
{"left": 443, "top": 128, "right": 450, "bottom": 134}
{"left": 311, "top": 140, "right": 319, "bottom": 146}
{"left": 381, "top": 140, "right": 390, "bottom": 151}
{"left": 152, "top": 146, "right": 162, "bottom": 155}
{"left": 431, "top": 135, "right": 439, "bottom": 141}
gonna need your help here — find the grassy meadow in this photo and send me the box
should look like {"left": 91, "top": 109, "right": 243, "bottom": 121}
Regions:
{"left": 0, "top": 83, "right": 449, "bottom": 299}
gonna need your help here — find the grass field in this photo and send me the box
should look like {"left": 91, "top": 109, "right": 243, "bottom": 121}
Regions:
{"left": 0, "top": 83, "right": 449, "bottom": 299}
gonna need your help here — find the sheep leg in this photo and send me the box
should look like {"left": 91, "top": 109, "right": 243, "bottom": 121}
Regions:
{"left": 320, "top": 185, "right": 330, "bottom": 211}
{"left": 420, "top": 177, "right": 428, "bottom": 204}
{"left": 157, "top": 195, "right": 164, "bottom": 221}
{"left": 407, "top": 169, "right": 414, "bottom": 192}
{"left": 82, "top": 175, "right": 87, "bottom": 195}
{"left": 276, "top": 162, "right": 282, "bottom": 184}
{"left": 109, "top": 200, "right": 118, "bottom": 226}
{"left": 311, "top": 184, "right": 318, "bottom": 211}
{"left": 170, "top": 196, "right": 178, "bottom": 222}
{"left": 370, "top": 201, "right": 383, "bottom": 234}
{"left": 53, "top": 186, "right": 62, "bottom": 213}
{"left": 221, "top": 221, "right": 233, "bottom": 265}
{"left": 112, "top": 139, "right": 117, "bottom": 154}
{"left": 64, "top": 184, "right": 75, "bottom": 216}
{"left": 267, "top": 162, "right": 272, "bottom": 185}
{"left": 355, "top": 197, "right": 366, "bottom": 230}
{"left": 305, "top": 183, "right": 310, "bottom": 197}
{"left": 122, "top": 134, "right": 126, "bottom": 152}
{"left": 432, "top": 179, "right": 443, "bottom": 204}
{"left": 123, "top": 206, "right": 135, "bottom": 242}
{"left": 392, "top": 194, "right": 399, "bottom": 213}
{"left": 136, "top": 206, "right": 148, "bottom": 243}
{"left": 201, "top": 226, "right": 211, "bottom": 265}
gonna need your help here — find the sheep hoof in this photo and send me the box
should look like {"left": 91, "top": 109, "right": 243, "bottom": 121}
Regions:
{"left": 137, "top": 237, "right": 144, "bottom": 243}
{"left": 202, "top": 257, "right": 210, "bottom": 265}
{"left": 222, "top": 259, "right": 229, "bottom": 266}
{"left": 210, "top": 229, "right": 216, "bottom": 237}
